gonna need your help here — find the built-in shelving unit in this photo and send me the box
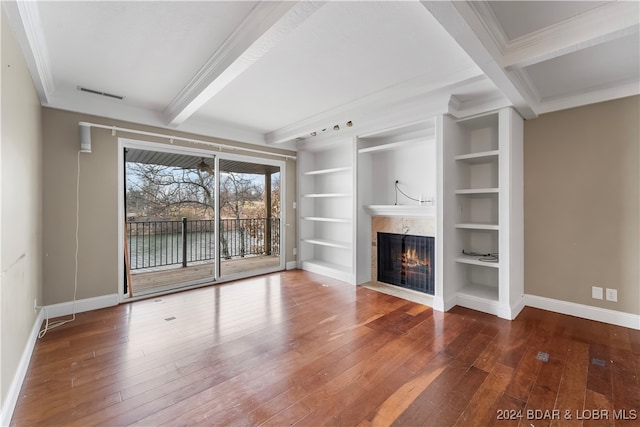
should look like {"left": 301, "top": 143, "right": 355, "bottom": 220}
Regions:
{"left": 297, "top": 138, "right": 356, "bottom": 283}
{"left": 438, "top": 108, "right": 524, "bottom": 319}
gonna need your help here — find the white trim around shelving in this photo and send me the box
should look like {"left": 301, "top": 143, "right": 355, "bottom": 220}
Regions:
{"left": 302, "top": 238, "right": 351, "bottom": 249}
{"left": 303, "top": 166, "right": 351, "bottom": 176}
{"left": 455, "top": 255, "right": 499, "bottom": 268}
{"left": 357, "top": 137, "right": 434, "bottom": 154}
{"left": 454, "top": 150, "right": 499, "bottom": 162}
{"left": 455, "top": 223, "right": 499, "bottom": 230}
{"left": 302, "top": 216, "right": 351, "bottom": 223}
{"left": 455, "top": 188, "right": 499, "bottom": 194}
{"left": 302, "top": 193, "right": 350, "bottom": 198}
{"left": 525, "top": 294, "right": 640, "bottom": 330}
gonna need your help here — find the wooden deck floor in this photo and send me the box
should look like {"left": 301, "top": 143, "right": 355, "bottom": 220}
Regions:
{"left": 12, "top": 270, "right": 640, "bottom": 426}
{"left": 130, "top": 255, "right": 281, "bottom": 296}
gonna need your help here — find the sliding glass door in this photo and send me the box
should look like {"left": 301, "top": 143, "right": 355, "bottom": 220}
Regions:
{"left": 122, "top": 143, "right": 283, "bottom": 297}
{"left": 124, "top": 147, "right": 217, "bottom": 296}
{"left": 218, "top": 158, "right": 281, "bottom": 278}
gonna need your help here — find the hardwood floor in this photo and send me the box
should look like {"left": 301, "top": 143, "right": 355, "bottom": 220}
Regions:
{"left": 11, "top": 271, "right": 640, "bottom": 426}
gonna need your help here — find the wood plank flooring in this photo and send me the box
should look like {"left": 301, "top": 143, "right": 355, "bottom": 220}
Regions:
{"left": 11, "top": 271, "right": 640, "bottom": 426}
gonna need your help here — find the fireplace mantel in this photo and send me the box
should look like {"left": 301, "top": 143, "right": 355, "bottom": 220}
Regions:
{"left": 364, "top": 205, "right": 435, "bottom": 217}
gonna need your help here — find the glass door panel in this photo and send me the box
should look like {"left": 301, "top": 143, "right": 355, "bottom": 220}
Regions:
{"left": 218, "top": 159, "right": 281, "bottom": 277}
{"left": 124, "top": 147, "right": 216, "bottom": 296}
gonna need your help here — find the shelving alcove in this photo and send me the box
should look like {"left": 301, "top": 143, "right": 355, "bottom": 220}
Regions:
{"left": 438, "top": 107, "right": 524, "bottom": 319}
{"left": 297, "top": 137, "right": 356, "bottom": 283}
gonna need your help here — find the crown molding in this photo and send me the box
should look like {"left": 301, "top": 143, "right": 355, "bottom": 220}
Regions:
{"left": 535, "top": 80, "right": 640, "bottom": 115}
{"left": 465, "top": 1, "right": 508, "bottom": 53}
{"left": 2, "top": 0, "right": 55, "bottom": 103}
{"left": 46, "top": 89, "right": 268, "bottom": 147}
{"left": 164, "top": 1, "right": 324, "bottom": 127}
{"left": 507, "top": 68, "right": 541, "bottom": 105}
{"left": 421, "top": 1, "right": 537, "bottom": 120}
{"left": 266, "top": 67, "right": 485, "bottom": 145}
{"left": 502, "top": 1, "right": 640, "bottom": 69}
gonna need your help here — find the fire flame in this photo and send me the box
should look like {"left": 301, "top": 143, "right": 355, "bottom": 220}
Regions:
{"left": 402, "top": 248, "right": 429, "bottom": 268}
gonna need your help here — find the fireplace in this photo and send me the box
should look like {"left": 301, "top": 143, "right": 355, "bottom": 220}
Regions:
{"left": 377, "top": 232, "right": 434, "bottom": 295}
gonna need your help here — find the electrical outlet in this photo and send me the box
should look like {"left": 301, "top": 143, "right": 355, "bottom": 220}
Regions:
{"left": 293, "top": 247, "right": 297, "bottom": 256}
{"left": 592, "top": 286, "right": 603, "bottom": 300}
{"left": 293, "top": 202, "right": 296, "bottom": 209}
{"left": 606, "top": 288, "right": 618, "bottom": 302}
{"left": 33, "top": 298, "right": 38, "bottom": 312}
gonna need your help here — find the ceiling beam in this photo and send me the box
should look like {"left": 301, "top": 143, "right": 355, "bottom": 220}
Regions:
{"left": 265, "top": 70, "right": 490, "bottom": 145}
{"left": 164, "top": 1, "right": 324, "bottom": 128}
{"left": 420, "top": 1, "right": 537, "bottom": 120}
{"left": 501, "top": 1, "right": 640, "bottom": 70}
{"left": 2, "top": 0, "right": 55, "bottom": 104}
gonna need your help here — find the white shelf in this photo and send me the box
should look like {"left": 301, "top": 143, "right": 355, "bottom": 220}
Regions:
{"left": 302, "top": 216, "right": 351, "bottom": 223}
{"left": 302, "top": 193, "right": 350, "bottom": 198}
{"left": 302, "top": 238, "right": 351, "bottom": 249}
{"left": 455, "top": 150, "right": 499, "bottom": 163}
{"left": 455, "top": 223, "right": 499, "bottom": 230}
{"left": 363, "top": 205, "right": 435, "bottom": 217}
{"left": 303, "top": 166, "right": 351, "bottom": 176}
{"left": 455, "top": 254, "right": 499, "bottom": 268}
{"left": 357, "top": 137, "right": 433, "bottom": 154}
{"left": 455, "top": 188, "right": 499, "bottom": 195}
{"left": 457, "top": 283, "right": 499, "bottom": 302}
{"left": 301, "top": 259, "right": 352, "bottom": 274}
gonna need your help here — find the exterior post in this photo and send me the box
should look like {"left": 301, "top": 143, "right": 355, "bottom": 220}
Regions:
{"left": 265, "top": 173, "right": 272, "bottom": 255}
{"left": 182, "top": 217, "right": 188, "bottom": 268}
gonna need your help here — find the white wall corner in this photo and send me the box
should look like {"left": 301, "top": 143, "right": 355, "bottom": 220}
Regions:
{"left": 525, "top": 294, "right": 640, "bottom": 330}
{"left": 432, "top": 296, "right": 446, "bottom": 312}
{"left": 1, "top": 309, "right": 45, "bottom": 427}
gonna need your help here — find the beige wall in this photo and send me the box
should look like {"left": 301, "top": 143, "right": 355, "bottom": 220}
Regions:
{"left": 524, "top": 96, "right": 639, "bottom": 315}
{"left": 42, "top": 108, "right": 297, "bottom": 305}
{"left": 1, "top": 8, "right": 43, "bottom": 410}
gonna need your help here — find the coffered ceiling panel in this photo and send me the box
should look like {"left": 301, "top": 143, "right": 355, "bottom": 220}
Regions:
{"left": 38, "top": 1, "right": 259, "bottom": 111}
{"left": 524, "top": 33, "right": 640, "bottom": 101}
{"left": 4, "top": 0, "right": 639, "bottom": 147}
{"left": 193, "top": 1, "right": 481, "bottom": 134}
{"left": 488, "top": 1, "right": 609, "bottom": 41}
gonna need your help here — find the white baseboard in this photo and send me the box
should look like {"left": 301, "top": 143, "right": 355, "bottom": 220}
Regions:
{"left": 42, "top": 294, "right": 119, "bottom": 318}
{"left": 286, "top": 261, "right": 298, "bottom": 270}
{"left": 1, "top": 309, "right": 45, "bottom": 427}
{"left": 525, "top": 294, "right": 640, "bottom": 330}
{"left": 361, "top": 282, "right": 434, "bottom": 307}
{"left": 496, "top": 295, "right": 526, "bottom": 320}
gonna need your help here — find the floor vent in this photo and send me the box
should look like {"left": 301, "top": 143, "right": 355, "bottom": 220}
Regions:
{"left": 591, "top": 358, "right": 606, "bottom": 367}
{"left": 536, "top": 351, "right": 549, "bottom": 362}
{"left": 165, "top": 316, "right": 176, "bottom": 321}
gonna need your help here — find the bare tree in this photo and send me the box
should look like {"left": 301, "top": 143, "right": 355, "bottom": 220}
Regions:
{"left": 126, "top": 163, "right": 215, "bottom": 219}
{"left": 126, "top": 162, "right": 272, "bottom": 259}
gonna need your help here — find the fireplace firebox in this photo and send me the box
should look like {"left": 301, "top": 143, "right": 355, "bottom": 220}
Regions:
{"left": 377, "top": 232, "right": 434, "bottom": 295}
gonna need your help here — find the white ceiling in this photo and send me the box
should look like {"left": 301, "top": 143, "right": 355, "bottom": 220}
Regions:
{"left": 4, "top": 1, "right": 639, "bottom": 149}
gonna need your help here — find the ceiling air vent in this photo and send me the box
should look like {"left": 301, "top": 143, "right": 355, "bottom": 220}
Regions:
{"left": 77, "top": 86, "right": 125, "bottom": 100}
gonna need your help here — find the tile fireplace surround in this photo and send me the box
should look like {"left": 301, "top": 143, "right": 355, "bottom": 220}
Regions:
{"left": 367, "top": 215, "right": 436, "bottom": 305}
